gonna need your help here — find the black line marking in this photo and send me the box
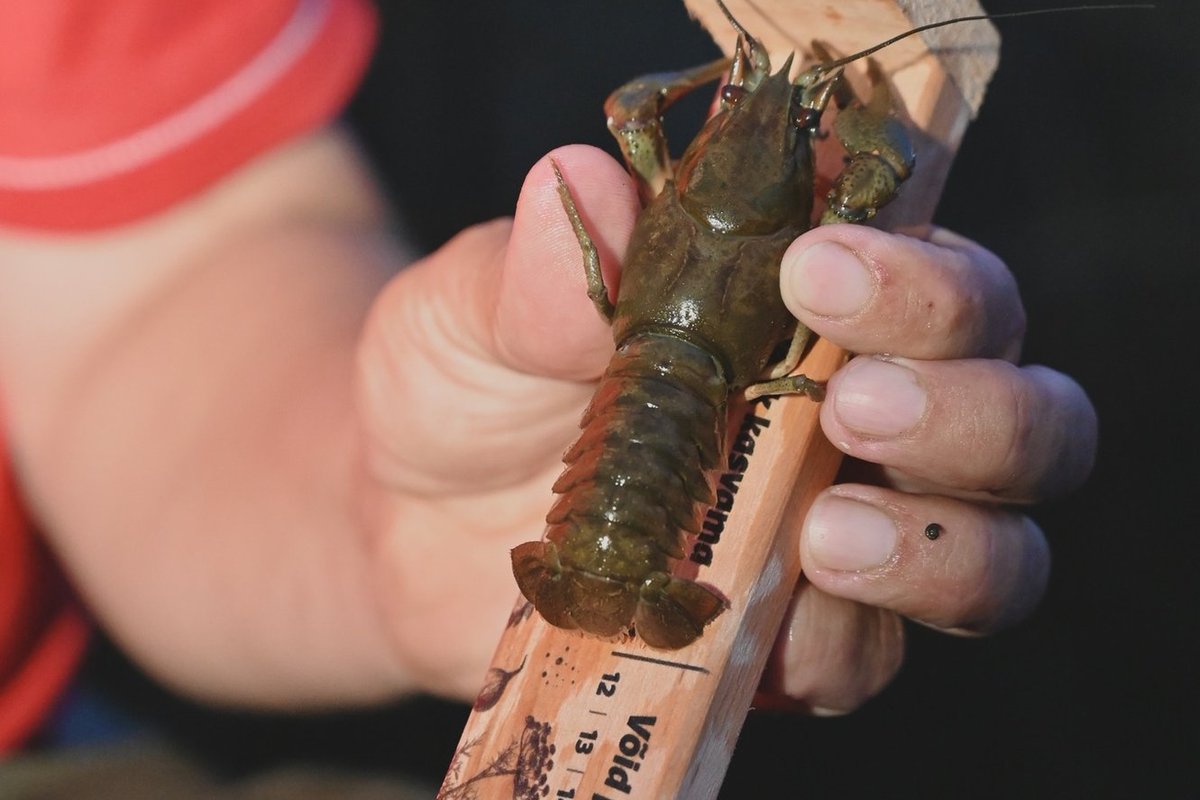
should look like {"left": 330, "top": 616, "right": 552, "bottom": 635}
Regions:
{"left": 611, "top": 650, "right": 710, "bottom": 674}
{"left": 567, "top": 768, "right": 585, "bottom": 775}
{"left": 588, "top": 709, "right": 608, "bottom": 716}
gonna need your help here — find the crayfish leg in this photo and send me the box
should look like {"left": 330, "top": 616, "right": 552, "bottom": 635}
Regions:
{"left": 744, "top": 373, "right": 826, "bottom": 403}
{"left": 604, "top": 57, "right": 730, "bottom": 204}
{"left": 550, "top": 159, "right": 613, "bottom": 322}
{"left": 634, "top": 572, "right": 727, "bottom": 650}
{"left": 764, "top": 323, "right": 815, "bottom": 380}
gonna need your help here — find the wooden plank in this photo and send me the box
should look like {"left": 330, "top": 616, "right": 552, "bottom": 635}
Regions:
{"left": 438, "top": 3, "right": 997, "bottom": 798}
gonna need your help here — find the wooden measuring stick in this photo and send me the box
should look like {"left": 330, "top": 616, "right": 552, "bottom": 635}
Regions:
{"left": 437, "top": 3, "right": 997, "bottom": 798}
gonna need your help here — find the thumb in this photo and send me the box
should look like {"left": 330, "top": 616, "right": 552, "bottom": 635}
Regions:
{"left": 493, "top": 144, "right": 639, "bottom": 380}
{"left": 356, "top": 145, "right": 639, "bottom": 493}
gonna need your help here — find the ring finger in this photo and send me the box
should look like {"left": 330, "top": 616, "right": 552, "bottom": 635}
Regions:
{"left": 822, "top": 355, "right": 1097, "bottom": 502}
{"left": 799, "top": 484, "right": 1051, "bottom": 635}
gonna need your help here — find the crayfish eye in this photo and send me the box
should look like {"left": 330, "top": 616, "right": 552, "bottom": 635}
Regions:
{"left": 720, "top": 84, "right": 747, "bottom": 106}
{"left": 793, "top": 106, "right": 820, "bottom": 131}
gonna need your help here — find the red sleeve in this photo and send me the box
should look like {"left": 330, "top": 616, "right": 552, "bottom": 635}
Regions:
{"left": 0, "top": 0, "right": 379, "bottom": 751}
{"left": 0, "top": 418, "right": 89, "bottom": 753}
{"left": 0, "top": 0, "right": 377, "bottom": 230}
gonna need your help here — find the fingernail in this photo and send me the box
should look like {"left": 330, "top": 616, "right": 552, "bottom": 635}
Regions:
{"left": 809, "top": 706, "right": 851, "bottom": 718}
{"left": 806, "top": 496, "right": 898, "bottom": 572}
{"left": 783, "top": 241, "right": 874, "bottom": 317}
{"left": 834, "top": 359, "right": 926, "bottom": 437}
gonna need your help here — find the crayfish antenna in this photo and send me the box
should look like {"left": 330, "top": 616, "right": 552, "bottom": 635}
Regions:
{"left": 815, "top": 3, "right": 1155, "bottom": 72}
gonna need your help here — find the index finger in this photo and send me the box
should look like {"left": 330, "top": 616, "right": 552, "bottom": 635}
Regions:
{"left": 779, "top": 225, "right": 1026, "bottom": 362}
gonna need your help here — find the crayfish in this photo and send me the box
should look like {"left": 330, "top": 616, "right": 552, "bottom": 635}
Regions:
{"left": 511, "top": 0, "right": 922, "bottom": 649}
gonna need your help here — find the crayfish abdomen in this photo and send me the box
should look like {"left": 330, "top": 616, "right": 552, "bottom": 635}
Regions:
{"left": 511, "top": 332, "right": 730, "bottom": 649}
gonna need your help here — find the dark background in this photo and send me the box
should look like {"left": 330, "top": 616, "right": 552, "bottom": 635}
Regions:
{"left": 76, "top": 1, "right": 1198, "bottom": 798}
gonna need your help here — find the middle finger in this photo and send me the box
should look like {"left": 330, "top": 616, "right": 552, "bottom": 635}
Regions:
{"left": 822, "top": 356, "right": 1097, "bottom": 502}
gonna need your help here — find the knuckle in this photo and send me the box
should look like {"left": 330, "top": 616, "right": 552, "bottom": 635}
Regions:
{"left": 932, "top": 361, "right": 1033, "bottom": 496}
{"left": 897, "top": 245, "right": 987, "bottom": 356}
{"left": 989, "top": 366, "right": 1097, "bottom": 500}
{"left": 990, "top": 370, "right": 1038, "bottom": 495}
{"left": 1004, "top": 516, "right": 1051, "bottom": 625}
{"left": 954, "top": 526, "right": 1013, "bottom": 629}
{"left": 923, "top": 238, "right": 1025, "bottom": 359}
{"left": 1041, "top": 369, "right": 1099, "bottom": 495}
{"left": 1003, "top": 290, "right": 1028, "bottom": 352}
{"left": 949, "top": 274, "right": 989, "bottom": 350}
{"left": 984, "top": 262, "right": 1026, "bottom": 359}
{"left": 912, "top": 251, "right": 980, "bottom": 336}
{"left": 973, "top": 514, "right": 1049, "bottom": 632}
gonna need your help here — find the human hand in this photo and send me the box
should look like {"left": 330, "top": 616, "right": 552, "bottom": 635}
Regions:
{"left": 355, "top": 144, "right": 1095, "bottom": 706}
{"left": 761, "top": 223, "right": 1097, "bottom": 713}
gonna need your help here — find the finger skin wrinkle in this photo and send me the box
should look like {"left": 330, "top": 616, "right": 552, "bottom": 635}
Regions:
{"left": 932, "top": 512, "right": 1049, "bottom": 634}
{"left": 927, "top": 228, "right": 1026, "bottom": 360}
{"left": 947, "top": 520, "right": 1009, "bottom": 631}
{"left": 802, "top": 487, "right": 1050, "bottom": 637}
{"left": 990, "top": 365, "right": 1094, "bottom": 501}
{"left": 900, "top": 246, "right": 979, "bottom": 355}
{"left": 830, "top": 358, "right": 1096, "bottom": 505}
{"left": 990, "top": 366, "right": 1034, "bottom": 497}
{"left": 969, "top": 245, "right": 1025, "bottom": 362}
{"left": 938, "top": 361, "right": 1032, "bottom": 497}
{"left": 899, "top": 504, "right": 987, "bottom": 626}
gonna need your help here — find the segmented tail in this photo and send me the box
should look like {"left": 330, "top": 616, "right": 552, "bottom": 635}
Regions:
{"left": 512, "top": 332, "right": 730, "bottom": 648}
